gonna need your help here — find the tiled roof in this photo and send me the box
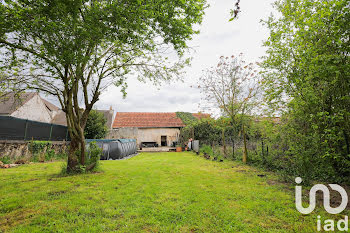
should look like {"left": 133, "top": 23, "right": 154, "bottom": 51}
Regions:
{"left": 51, "top": 110, "right": 67, "bottom": 126}
{"left": 112, "top": 112, "right": 210, "bottom": 128}
{"left": 41, "top": 98, "right": 60, "bottom": 112}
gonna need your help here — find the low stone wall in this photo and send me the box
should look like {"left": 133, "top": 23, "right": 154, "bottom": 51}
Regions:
{"left": 0, "top": 140, "right": 69, "bottom": 161}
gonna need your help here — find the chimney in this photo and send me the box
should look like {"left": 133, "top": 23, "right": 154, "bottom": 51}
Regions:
{"left": 109, "top": 106, "right": 113, "bottom": 111}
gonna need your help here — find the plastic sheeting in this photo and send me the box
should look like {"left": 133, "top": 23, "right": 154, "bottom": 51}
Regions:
{"left": 86, "top": 139, "right": 137, "bottom": 160}
{"left": 0, "top": 116, "right": 68, "bottom": 141}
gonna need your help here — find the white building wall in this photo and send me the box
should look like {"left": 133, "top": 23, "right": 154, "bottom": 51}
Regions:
{"left": 11, "top": 95, "right": 52, "bottom": 123}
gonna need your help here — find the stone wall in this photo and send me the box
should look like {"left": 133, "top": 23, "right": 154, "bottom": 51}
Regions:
{"left": 0, "top": 140, "right": 69, "bottom": 161}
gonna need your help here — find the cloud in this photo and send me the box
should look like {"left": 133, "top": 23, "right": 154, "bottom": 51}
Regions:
{"left": 94, "top": 0, "right": 276, "bottom": 113}
{"left": 97, "top": 77, "right": 201, "bottom": 113}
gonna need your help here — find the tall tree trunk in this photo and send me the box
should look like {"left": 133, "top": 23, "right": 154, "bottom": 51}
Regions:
{"left": 231, "top": 121, "right": 235, "bottom": 159}
{"left": 65, "top": 96, "right": 92, "bottom": 173}
{"left": 242, "top": 124, "right": 248, "bottom": 163}
{"left": 61, "top": 69, "right": 100, "bottom": 173}
{"left": 67, "top": 136, "right": 80, "bottom": 173}
{"left": 261, "top": 138, "right": 265, "bottom": 164}
{"left": 222, "top": 128, "right": 227, "bottom": 158}
{"left": 67, "top": 136, "right": 80, "bottom": 172}
{"left": 66, "top": 118, "right": 89, "bottom": 173}
{"left": 232, "top": 137, "right": 235, "bottom": 159}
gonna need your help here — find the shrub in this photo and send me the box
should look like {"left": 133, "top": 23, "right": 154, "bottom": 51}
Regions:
{"left": 88, "top": 142, "right": 101, "bottom": 164}
{"left": 29, "top": 141, "right": 51, "bottom": 155}
{"left": 176, "top": 112, "right": 198, "bottom": 125}
{"left": 56, "top": 152, "right": 68, "bottom": 160}
{"left": 84, "top": 110, "right": 108, "bottom": 139}
{"left": 0, "top": 156, "right": 11, "bottom": 164}
{"left": 200, "top": 144, "right": 213, "bottom": 155}
{"left": 213, "top": 146, "right": 225, "bottom": 160}
{"left": 86, "top": 141, "right": 102, "bottom": 172}
{"left": 28, "top": 141, "right": 67, "bottom": 163}
{"left": 45, "top": 149, "right": 56, "bottom": 161}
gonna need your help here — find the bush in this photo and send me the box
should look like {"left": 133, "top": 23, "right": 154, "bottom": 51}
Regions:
{"left": 87, "top": 142, "right": 101, "bottom": 164}
{"left": 0, "top": 156, "right": 11, "bottom": 164}
{"left": 86, "top": 141, "right": 102, "bottom": 171}
{"left": 200, "top": 144, "right": 213, "bottom": 155}
{"left": 176, "top": 112, "right": 198, "bottom": 125}
{"left": 45, "top": 149, "right": 56, "bottom": 161}
{"left": 213, "top": 146, "right": 225, "bottom": 160}
{"left": 84, "top": 110, "right": 108, "bottom": 139}
{"left": 62, "top": 142, "right": 102, "bottom": 174}
{"left": 29, "top": 141, "right": 51, "bottom": 154}
{"left": 28, "top": 141, "right": 67, "bottom": 163}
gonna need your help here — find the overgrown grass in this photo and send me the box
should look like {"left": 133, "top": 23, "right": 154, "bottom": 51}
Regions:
{"left": 0, "top": 152, "right": 344, "bottom": 232}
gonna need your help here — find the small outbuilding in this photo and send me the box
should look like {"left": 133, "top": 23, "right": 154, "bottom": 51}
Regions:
{"left": 108, "top": 112, "right": 209, "bottom": 149}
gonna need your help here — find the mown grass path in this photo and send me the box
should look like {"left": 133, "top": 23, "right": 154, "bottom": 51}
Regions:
{"left": 0, "top": 152, "right": 337, "bottom": 232}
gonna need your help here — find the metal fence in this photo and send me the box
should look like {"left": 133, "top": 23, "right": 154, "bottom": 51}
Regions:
{"left": 0, "top": 116, "right": 69, "bottom": 141}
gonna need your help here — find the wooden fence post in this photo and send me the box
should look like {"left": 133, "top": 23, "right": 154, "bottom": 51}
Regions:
{"left": 222, "top": 128, "right": 226, "bottom": 158}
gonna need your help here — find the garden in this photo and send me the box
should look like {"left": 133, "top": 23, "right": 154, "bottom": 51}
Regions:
{"left": 0, "top": 152, "right": 341, "bottom": 232}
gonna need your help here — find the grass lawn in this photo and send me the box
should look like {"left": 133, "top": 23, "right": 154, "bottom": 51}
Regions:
{"left": 0, "top": 152, "right": 342, "bottom": 232}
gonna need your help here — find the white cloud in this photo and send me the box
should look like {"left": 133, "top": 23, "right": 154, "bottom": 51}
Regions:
{"left": 95, "top": 0, "right": 276, "bottom": 113}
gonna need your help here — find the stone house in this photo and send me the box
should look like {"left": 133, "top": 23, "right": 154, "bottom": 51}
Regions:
{"left": 109, "top": 112, "right": 209, "bottom": 148}
{"left": 0, "top": 92, "right": 114, "bottom": 129}
{"left": 0, "top": 92, "right": 62, "bottom": 124}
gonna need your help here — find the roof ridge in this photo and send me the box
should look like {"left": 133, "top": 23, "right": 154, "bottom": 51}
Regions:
{"left": 114, "top": 112, "right": 210, "bottom": 115}
{"left": 116, "top": 112, "right": 204, "bottom": 114}
{"left": 112, "top": 112, "right": 210, "bottom": 128}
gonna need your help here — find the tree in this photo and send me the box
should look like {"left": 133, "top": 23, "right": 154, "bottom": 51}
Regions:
{"left": 229, "top": 0, "right": 241, "bottom": 21}
{"left": 262, "top": 0, "right": 350, "bottom": 181}
{"left": 0, "top": 0, "right": 207, "bottom": 172}
{"left": 0, "top": 73, "right": 6, "bottom": 98}
{"left": 199, "top": 55, "right": 261, "bottom": 163}
{"left": 0, "top": 72, "right": 21, "bottom": 99}
{"left": 84, "top": 110, "right": 108, "bottom": 139}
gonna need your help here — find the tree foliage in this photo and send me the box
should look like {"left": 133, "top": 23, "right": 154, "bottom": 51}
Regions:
{"left": 176, "top": 111, "right": 198, "bottom": 125}
{"left": 262, "top": 0, "right": 350, "bottom": 181}
{"left": 180, "top": 118, "right": 221, "bottom": 146}
{"left": 200, "top": 55, "right": 261, "bottom": 119}
{"left": 199, "top": 54, "right": 261, "bottom": 162}
{"left": 0, "top": 0, "right": 207, "bottom": 172}
{"left": 229, "top": 0, "right": 241, "bottom": 21}
{"left": 84, "top": 110, "right": 108, "bottom": 139}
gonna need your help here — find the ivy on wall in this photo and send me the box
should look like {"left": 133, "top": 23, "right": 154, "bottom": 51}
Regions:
{"left": 176, "top": 112, "right": 198, "bottom": 125}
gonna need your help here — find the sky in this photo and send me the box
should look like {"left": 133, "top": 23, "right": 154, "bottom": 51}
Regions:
{"left": 78, "top": 0, "right": 275, "bottom": 114}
